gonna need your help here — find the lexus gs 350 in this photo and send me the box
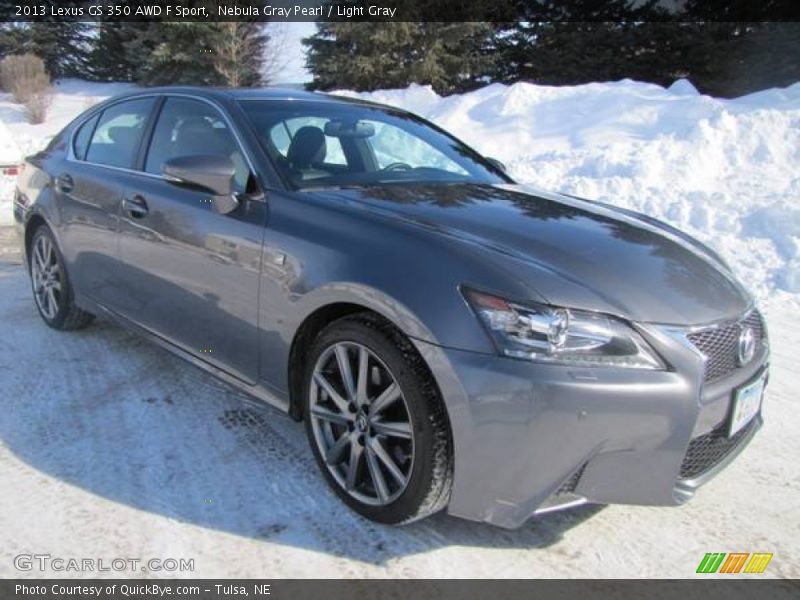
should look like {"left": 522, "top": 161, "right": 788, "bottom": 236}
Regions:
{"left": 13, "top": 88, "right": 768, "bottom": 528}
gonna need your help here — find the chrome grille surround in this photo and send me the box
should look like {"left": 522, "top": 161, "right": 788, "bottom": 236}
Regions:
{"left": 686, "top": 309, "right": 766, "bottom": 384}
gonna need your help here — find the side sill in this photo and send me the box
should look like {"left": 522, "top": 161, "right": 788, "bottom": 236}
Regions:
{"left": 83, "top": 297, "right": 291, "bottom": 414}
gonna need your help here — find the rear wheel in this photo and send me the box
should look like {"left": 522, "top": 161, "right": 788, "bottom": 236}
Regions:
{"left": 29, "top": 225, "right": 94, "bottom": 330}
{"left": 303, "top": 313, "right": 452, "bottom": 524}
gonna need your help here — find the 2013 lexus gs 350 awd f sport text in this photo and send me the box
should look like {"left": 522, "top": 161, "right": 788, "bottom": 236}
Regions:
{"left": 13, "top": 88, "right": 769, "bottom": 528}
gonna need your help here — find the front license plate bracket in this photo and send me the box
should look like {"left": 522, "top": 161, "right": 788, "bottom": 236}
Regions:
{"left": 728, "top": 372, "right": 766, "bottom": 437}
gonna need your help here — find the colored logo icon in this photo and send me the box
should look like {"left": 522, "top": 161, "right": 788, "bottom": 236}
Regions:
{"left": 696, "top": 552, "right": 773, "bottom": 574}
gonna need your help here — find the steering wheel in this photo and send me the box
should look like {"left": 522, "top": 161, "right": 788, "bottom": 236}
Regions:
{"left": 382, "top": 162, "right": 413, "bottom": 172}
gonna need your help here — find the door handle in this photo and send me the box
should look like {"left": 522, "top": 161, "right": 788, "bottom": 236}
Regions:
{"left": 122, "top": 195, "right": 149, "bottom": 218}
{"left": 56, "top": 173, "right": 73, "bottom": 194}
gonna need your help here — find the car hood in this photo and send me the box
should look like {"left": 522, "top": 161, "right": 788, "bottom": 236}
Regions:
{"left": 320, "top": 183, "right": 751, "bottom": 325}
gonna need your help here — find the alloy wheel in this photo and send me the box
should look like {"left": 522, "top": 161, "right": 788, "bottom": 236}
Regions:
{"left": 308, "top": 341, "right": 415, "bottom": 506}
{"left": 31, "top": 234, "right": 62, "bottom": 321}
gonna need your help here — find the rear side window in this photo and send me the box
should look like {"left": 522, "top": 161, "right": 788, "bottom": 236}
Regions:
{"left": 85, "top": 98, "right": 155, "bottom": 168}
{"left": 144, "top": 97, "right": 249, "bottom": 190}
{"left": 72, "top": 114, "right": 99, "bottom": 160}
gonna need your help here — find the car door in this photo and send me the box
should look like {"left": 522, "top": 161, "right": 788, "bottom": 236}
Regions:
{"left": 57, "top": 97, "right": 156, "bottom": 308}
{"left": 114, "top": 96, "right": 265, "bottom": 385}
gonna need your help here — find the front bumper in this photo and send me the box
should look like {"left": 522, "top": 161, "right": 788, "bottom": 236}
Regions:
{"left": 413, "top": 322, "right": 768, "bottom": 529}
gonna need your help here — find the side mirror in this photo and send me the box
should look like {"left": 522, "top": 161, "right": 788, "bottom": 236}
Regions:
{"left": 162, "top": 154, "right": 236, "bottom": 197}
{"left": 485, "top": 157, "right": 507, "bottom": 174}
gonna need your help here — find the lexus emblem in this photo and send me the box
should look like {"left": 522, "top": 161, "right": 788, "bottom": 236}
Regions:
{"left": 737, "top": 326, "right": 756, "bottom": 366}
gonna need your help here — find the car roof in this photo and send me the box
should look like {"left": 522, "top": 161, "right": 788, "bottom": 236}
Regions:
{"left": 106, "top": 86, "right": 391, "bottom": 109}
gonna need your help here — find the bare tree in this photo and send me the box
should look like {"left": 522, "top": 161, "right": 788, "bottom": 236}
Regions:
{"left": 25, "top": 87, "right": 53, "bottom": 124}
{"left": 261, "top": 23, "right": 293, "bottom": 85}
{"left": 0, "top": 53, "right": 49, "bottom": 103}
{"left": 0, "top": 53, "right": 53, "bottom": 123}
{"left": 212, "top": 22, "right": 268, "bottom": 88}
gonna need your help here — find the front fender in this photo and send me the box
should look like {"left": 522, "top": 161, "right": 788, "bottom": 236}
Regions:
{"left": 293, "top": 281, "right": 439, "bottom": 344}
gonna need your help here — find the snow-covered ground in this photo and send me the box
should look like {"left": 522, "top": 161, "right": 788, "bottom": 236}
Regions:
{"left": 0, "top": 78, "right": 798, "bottom": 578}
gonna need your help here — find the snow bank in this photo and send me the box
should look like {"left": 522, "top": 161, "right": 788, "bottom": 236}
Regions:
{"left": 1, "top": 77, "right": 798, "bottom": 305}
{"left": 0, "top": 120, "right": 22, "bottom": 213}
{"left": 340, "top": 79, "right": 800, "bottom": 305}
{"left": 0, "top": 120, "right": 20, "bottom": 165}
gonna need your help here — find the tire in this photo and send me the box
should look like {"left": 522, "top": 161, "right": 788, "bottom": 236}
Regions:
{"left": 303, "top": 313, "right": 453, "bottom": 525}
{"left": 29, "top": 224, "right": 94, "bottom": 331}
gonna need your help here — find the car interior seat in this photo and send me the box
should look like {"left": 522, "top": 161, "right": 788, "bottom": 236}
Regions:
{"left": 286, "top": 126, "right": 329, "bottom": 181}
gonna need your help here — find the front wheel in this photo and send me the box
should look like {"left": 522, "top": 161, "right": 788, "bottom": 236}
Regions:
{"left": 303, "top": 313, "right": 453, "bottom": 524}
{"left": 29, "top": 225, "right": 94, "bottom": 330}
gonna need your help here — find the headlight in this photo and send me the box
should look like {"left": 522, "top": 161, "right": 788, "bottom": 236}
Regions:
{"left": 463, "top": 289, "right": 665, "bottom": 369}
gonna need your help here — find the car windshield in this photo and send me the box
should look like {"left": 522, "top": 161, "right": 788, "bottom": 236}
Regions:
{"left": 238, "top": 99, "right": 507, "bottom": 189}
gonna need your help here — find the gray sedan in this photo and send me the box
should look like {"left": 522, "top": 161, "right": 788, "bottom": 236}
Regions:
{"left": 13, "top": 88, "right": 769, "bottom": 528}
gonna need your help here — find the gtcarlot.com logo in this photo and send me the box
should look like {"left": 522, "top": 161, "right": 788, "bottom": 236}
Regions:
{"left": 14, "top": 554, "right": 195, "bottom": 573}
{"left": 696, "top": 552, "right": 773, "bottom": 574}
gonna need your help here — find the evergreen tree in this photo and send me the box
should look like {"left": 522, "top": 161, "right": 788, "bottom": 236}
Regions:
{"left": 488, "top": 1, "right": 800, "bottom": 97}
{"left": 491, "top": 1, "right": 662, "bottom": 83}
{"left": 0, "top": 20, "right": 89, "bottom": 79}
{"left": 89, "top": 23, "right": 154, "bottom": 82}
{"left": 683, "top": 0, "right": 799, "bottom": 21}
{"left": 26, "top": 21, "right": 89, "bottom": 78}
{"left": 679, "top": 2, "right": 800, "bottom": 96}
{"left": 305, "top": 22, "right": 494, "bottom": 94}
{"left": 129, "top": 22, "right": 268, "bottom": 88}
{"left": 0, "top": 23, "right": 27, "bottom": 58}
{"left": 133, "top": 23, "right": 222, "bottom": 86}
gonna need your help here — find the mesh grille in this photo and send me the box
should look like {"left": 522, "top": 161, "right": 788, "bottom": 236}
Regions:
{"left": 679, "top": 418, "right": 756, "bottom": 480}
{"left": 686, "top": 310, "right": 765, "bottom": 383}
